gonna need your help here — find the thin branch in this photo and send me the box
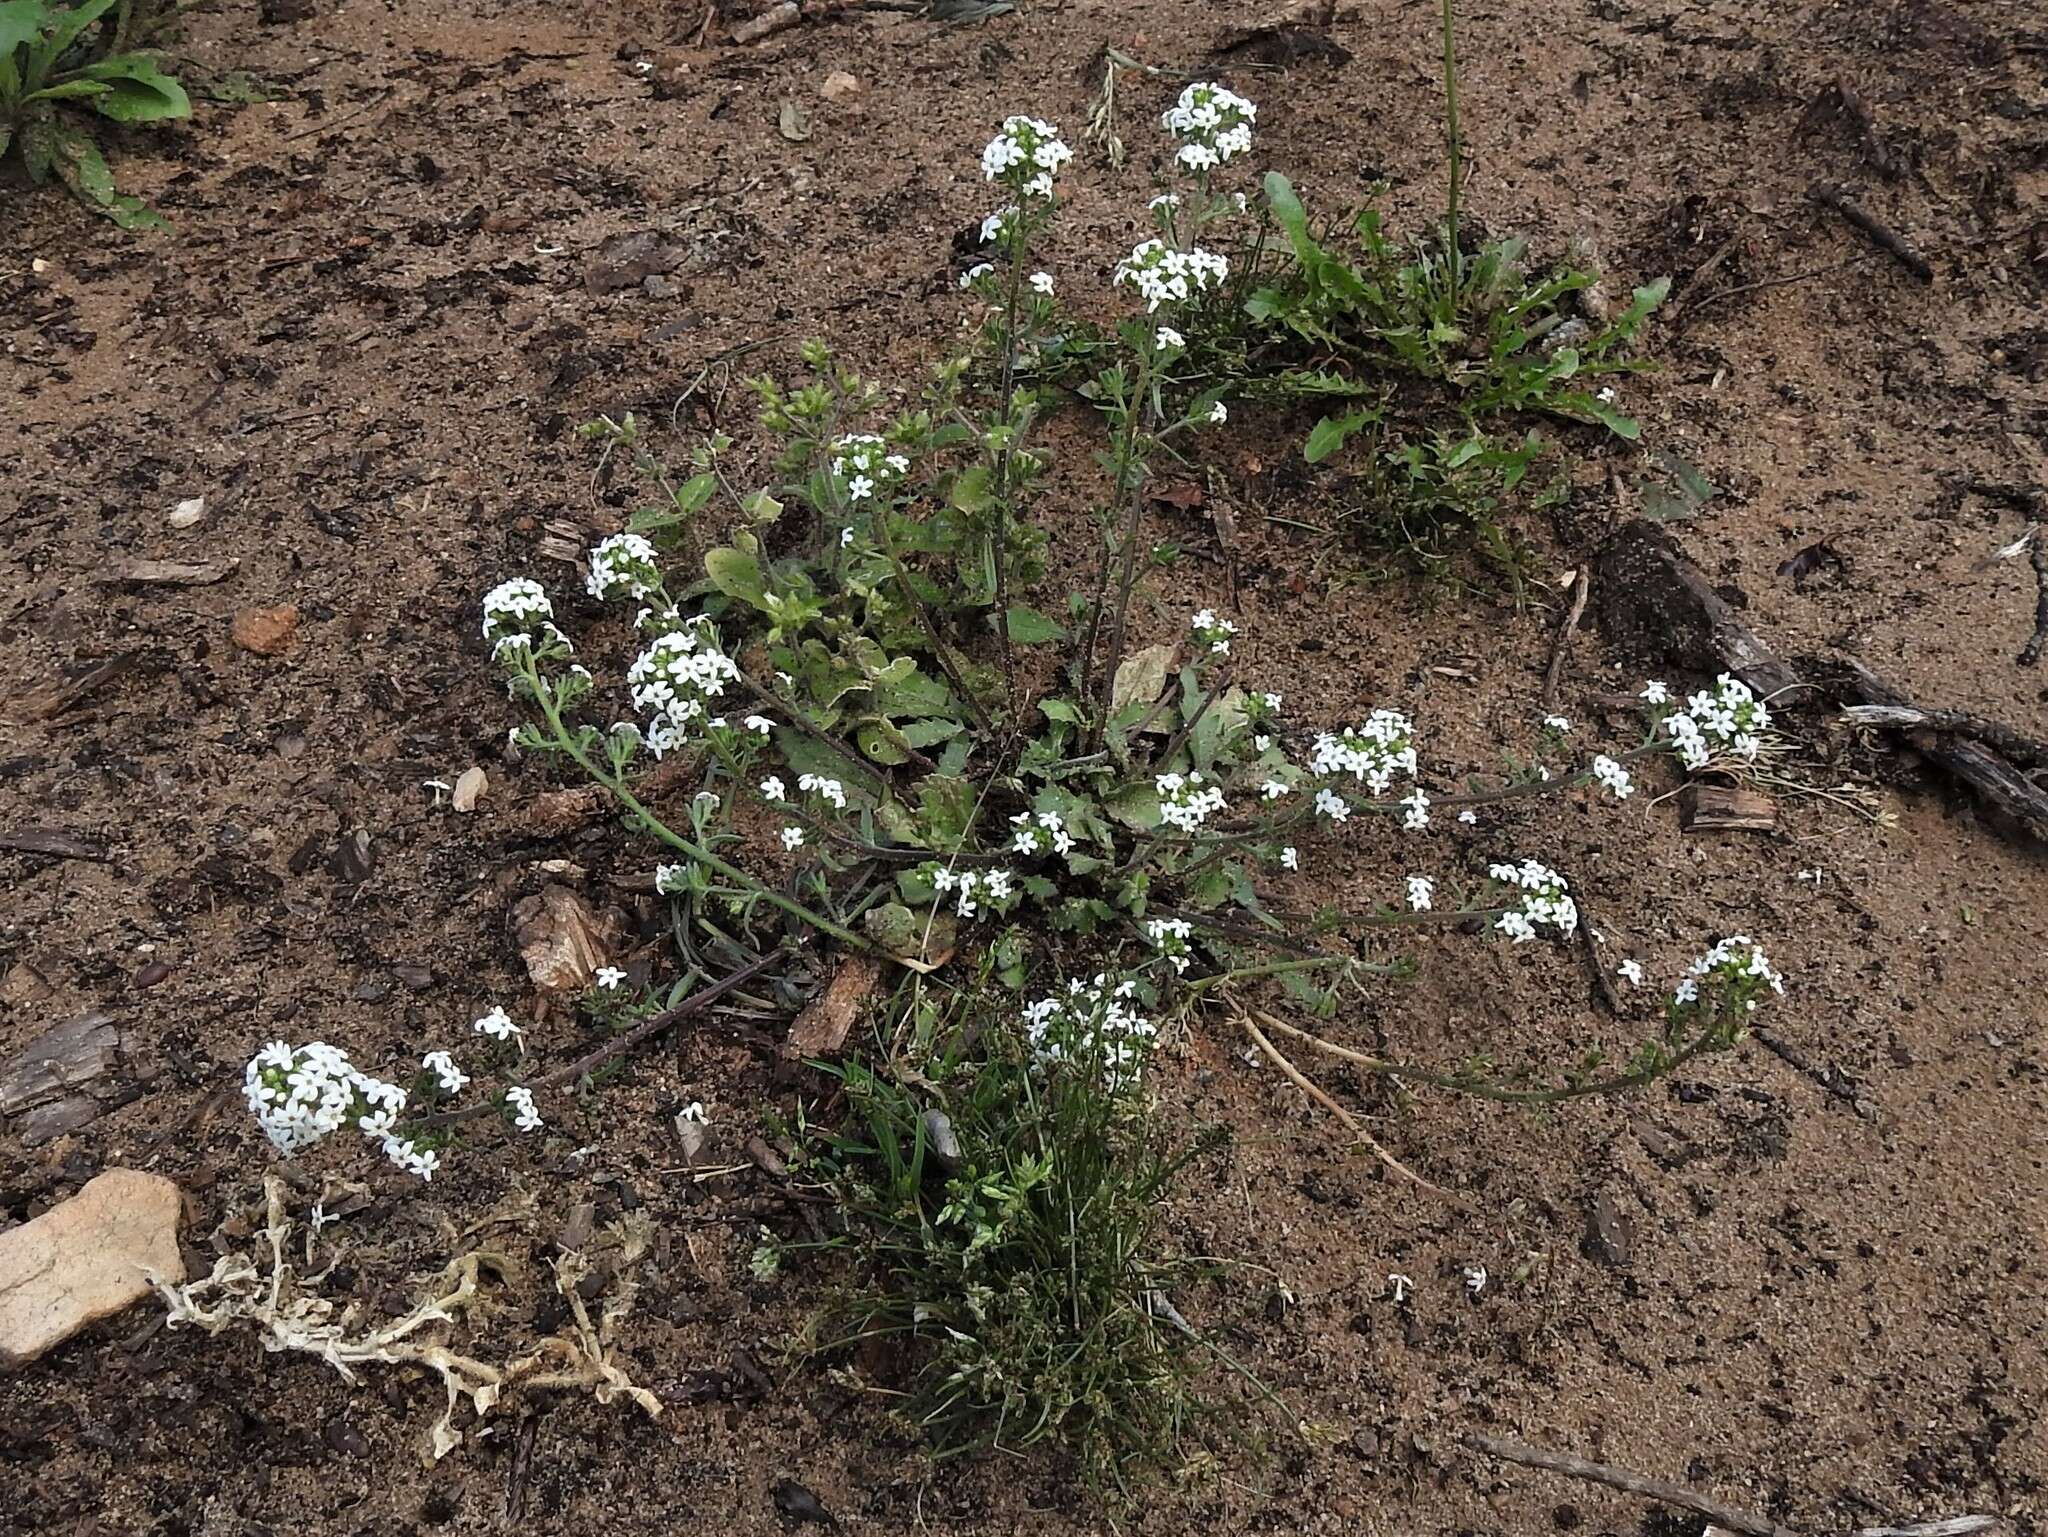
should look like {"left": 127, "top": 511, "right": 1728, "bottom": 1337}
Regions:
{"left": 1465, "top": 1431, "right": 1796, "bottom": 1537}
{"left": 1541, "top": 572, "right": 1591, "bottom": 713}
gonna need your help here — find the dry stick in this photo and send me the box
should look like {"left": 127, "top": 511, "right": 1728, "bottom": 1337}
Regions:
{"left": 397, "top": 951, "right": 785, "bottom": 1135}
{"left": 1686, "top": 256, "right": 1870, "bottom": 315}
{"left": 1807, "top": 183, "right": 1933, "bottom": 283}
{"left": 1466, "top": 1433, "right": 1998, "bottom": 1537}
{"left": 1238, "top": 1014, "right": 1456, "bottom": 1201}
{"left": 1465, "top": 1431, "right": 1796, "bottom": 1537}
{"left": 1837, "top": 704, "right": 2048, "bottom": 769}
{"left": 1541, "top": 572, "right": 1592, "bottom": 714}
{"left": 2021, "top": 538, "right": 2048, "bottom": 668}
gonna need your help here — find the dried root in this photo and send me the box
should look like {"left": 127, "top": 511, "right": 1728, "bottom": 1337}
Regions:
{"left": 151, "top": 1177, "right": 661, "bottom": 1460}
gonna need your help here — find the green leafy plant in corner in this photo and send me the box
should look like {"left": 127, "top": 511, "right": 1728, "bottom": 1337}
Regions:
{"left": 2, "top": 0, "right": 191, "bottom": 227}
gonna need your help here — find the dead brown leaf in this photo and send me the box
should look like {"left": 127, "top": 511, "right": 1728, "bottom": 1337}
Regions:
{"left": 785, "top": 954, "right": 880, "bottom": 1058}
{"left": 513, "top": 885, "right": 621, "bottom": 993}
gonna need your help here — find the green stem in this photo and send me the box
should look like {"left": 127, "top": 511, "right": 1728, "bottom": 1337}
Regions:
{"left": 533, "top": 681, "right": 870, "bottom": 951}
{"left": 1441, "top": 0, "right": 1464, "bottom": 302}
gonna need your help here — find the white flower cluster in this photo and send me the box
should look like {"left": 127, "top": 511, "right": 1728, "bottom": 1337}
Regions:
{"left": 1488, "top": 859, "right": 1579, "bottom": 943}
{"left": 1657, "top": 674, "right": 1772, "bottom": 770}
{"left": 1406, "top": 875, "right": 1434, "bottom": 912}
{"left": 1113, "top": 239, "right": 1229, "bottom": 312}
{"left": 1159, "top": 81, "right": 1256, "bottom": 170}
{"left": 1010, "top": 809, "right": 1074, "bottom": 857}
{"left": 626, "top": 622, "right": 742, "bottom": 756}
{"left": 243, "top": 1041, "right": 436, "bottom": 1180}
{"left": 798, "top": 773, "right": 847, "bottom": 810}
{"left": 1144, "top": 916, "right": 1196, "bottom": 974}
{"left": 481, "top": 577, "right": 566, "bottom": 664}
{"left": 1021, "top": 974, "right": 1156, "bottom": 1092}
{"left": 585, "top": 532, "right": 661, "bottom": 603}
{"left": 1672, "top": 935, "right": 1785, "bottom": 1012}
{"left": 932, "top": 863, "right": 1016, "bottom": 918}
{"left": 1189, "top": 607, "right": 1236, "bottom": 656}
{"left": 1156, "top": 770, "right": 1227, "bottom": 832}
{"left": 1309, "top": 711, "right": 1419, "bottom": 795}
{"left": 655, "top": 862, "right": 690, "bottom": 895}
{"left": 830, "top": 433, "right": 910, "bottom": 504}
{"left": 504, "top": 1085, "right": 544, "bottom": 1132}
{"left": 981, "top": 114, "right": 1072, "bottom": 198}
{"left": 1591, "top": 754, "right": 1635, "bottom": 800}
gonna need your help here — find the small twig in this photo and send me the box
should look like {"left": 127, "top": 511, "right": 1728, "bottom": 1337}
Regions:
{"left": 1541, "top": 571, "right": 1591, "bottom": 713}
{"left": 1237, "top": 1013, "right": 1456, "bottom": 1200}
{"left": 1573, "top": 891, "right": 1623, "bottom": 1015}
{"left": 284, "top": 86, "right": 394, "bottom": 143}
{"left": 504, "top": 1413, "right": 540, "bottom": 1526}
{"left": 2021, "top": 538, "right": 2048, "bottom": 668}
{"left": 1807, "top": 183, "right": 1933, "bottom": 283}
{"left": 1464, "top": 1430, "right": 1796, "bottom": 1537}
{"left": 1686, "top": 256, "right": 1869, "bottom": 314}
{"left": 397, "top": 951, "right": 785, "bottom": 1135}
{"left": 1753, "top": 1028, "right": 1874, "bottom": 1118}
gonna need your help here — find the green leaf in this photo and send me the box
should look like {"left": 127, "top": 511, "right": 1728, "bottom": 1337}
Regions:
{"left": 1104, "top": 782, "right": 1161, "bottom": 832}
{"left": 1038, "top": 698, "right": 1080, "bottom": 725}
{"left": 27, "top": 77, "right": 110, "bottom": 99}
{"left": 855, "top": 723, "right": 907, "bottom": 766}
{"left": 1304, "top": 409, "right": 1373, "bottom": 464}
{"left": 19, "top": 116, "right": 57, "bottom": 182}
{"left": 916, "top": 775, "right": 975, "bottom": 851}
{"left": 91, "top": 73, "right": 191, "bottom": 123}
{"left": 30, "top": 0, "right": 111, "bottom": 68}
{"left": 0, "top": 1, "right": 51, "bottom": 60}
{"left": 703, "top": 545, "right": 769, "bottom": 607}
{"left": 1004, "top": 604, "right": 1065, "bottom": 644}
{"left": 1561, "top": 389, "right": 1639, "bottom": 441}
{"left": 897, "top": 718, "right": 963, "bottom": 749}
{"left": 1262, "top": 172, "right": 1318, "bottom": 265}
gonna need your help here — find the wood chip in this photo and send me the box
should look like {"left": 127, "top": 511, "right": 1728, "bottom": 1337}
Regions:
{"left": 99, "top": 558, "right": 239, "bottom": 587}
{"left": 785, "top": 954, "right": 879, "bottom": 1058}
{"left": 0, "top": 1169, "right": 185, "bottom": 1369}
{"left": 731, "top": 0, "right": 798, "bottom": 44}
{"left": 231, "top": 603, "right": 300, "bottom": 655}
{"left": 451, "top": 765, "right": 488, "bottom": 813}
{"left": 1678, "top": 784, "right": 1778, "bottom": 832}
{"left": 512, "top": 884, "right": 619, "bottom": 993}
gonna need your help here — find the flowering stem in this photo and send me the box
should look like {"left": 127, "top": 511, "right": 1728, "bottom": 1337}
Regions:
{"left": 530, "top": 683, "right": 870, "bottom": 951}
{"left": 1084, "top": 349, "right": 1163, "bottom": 745}
{"left": 393, "top": 949, "right": 787, "bottom": 1135}
{"left": 988, "top": 233, "right": 1030, "bottom": 705}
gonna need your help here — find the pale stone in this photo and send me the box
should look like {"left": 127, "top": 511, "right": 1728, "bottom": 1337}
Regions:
{"left": 0, "top": 1169, "right": 185, "bottom": 1369}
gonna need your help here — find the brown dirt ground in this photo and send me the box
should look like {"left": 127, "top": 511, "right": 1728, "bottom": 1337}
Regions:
{"left": 5, "top": 0, "right": 2047, "bottom": 1532}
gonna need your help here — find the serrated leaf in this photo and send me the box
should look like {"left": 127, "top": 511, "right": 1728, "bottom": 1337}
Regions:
{"left": 1305, "top": 409, "right": 1373, "bottom": 464}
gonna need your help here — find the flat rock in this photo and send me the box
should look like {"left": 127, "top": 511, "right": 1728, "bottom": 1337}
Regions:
{"left": 231, "top": 603, "right": 300, "bottom": 655}
{"left": 0, "top": 1169, "right": 185, "bottom": 1369}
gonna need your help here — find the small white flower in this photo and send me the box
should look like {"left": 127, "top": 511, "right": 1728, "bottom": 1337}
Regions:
{"left": 1313, "top": 788, "right": 1350, "bottom": 823}
{"left": 1406, "top": 875, "right": 1434, "bottom": 912}
{"left": 1591, "top": 754, "right": 1635, "bottom": 801}
{"left": 1596, "top": 385, "right": 1618, "bottom": 404}
{"left": 1616, "top": 959, "right": 1645, "bottom": 986}
{"left": 1261, "top": 779, "right": 1290, "bottom": 800}
{"left": 780, "top": 826, "right": 805, "bottom": 852}
{"left": 1280, "top": 846, "right": 1299, "bottom": 871}
{"left": 759, "top": 775, "right": 787, "bottom": 802}
{"left": 1029, "top": 270, "right": 1055, "bottom": 295}
{"left": 959, "top": 261, "right": 993, "bottom": 288}
{"left": 1400, "top": 788, "right": 1431, "bottom": 832}
{"left": 422, "top": 1049, "right": 468, "bottom": 1094}
{"left": 1207, "top": 401, "right": 1227, "bottom": 425}
{"left": 1155, "top": 325, "right": 1186, "bottom": 350}
{"left": 594, "top": 967, "right": 627, "bottom": 991}
{"left": 743, "top": 714, "right": 774, "bottom": 735}
{"left": 655, "top": 863, "right": 689, "bottom": 896}
{"left": 472, "top": 1006, "right": 521, "bottom": 1041}
{"left": 1640, "top": 679, "right": 1670, "bottom": 705}
{"left": 1457, "top": 809, "right": 1478, "bottom": 825}
{"left": 798, "top": 773, "right": 847, "bottom": 810}
{"left": 1542, "top": 714, "right": 1571, "bottom": 733}
{"left": 1463, "top": 1264, "right": 1488, "bottom": 1296}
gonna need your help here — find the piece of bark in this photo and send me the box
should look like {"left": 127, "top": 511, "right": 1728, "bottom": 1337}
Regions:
{"left": 0, "top": 1011, "right": 118, "bottom": 1116}
{"left": 19, "top": 1096, "right": 109, "bottom": 1147}
{"left": 0, "top": 1169, "right": 185, "bottom": 1370}
{"left": 1679, "top": 784, "right": 1779, "bottom": 832}
{"left": 1596, "top": 522, "right": 1804, "bottom": 702}
{"left": 1829, "top": 660, "right": 2048, "bottom": 843}
{"left": 20, "top": 653, "right": 140, "bottom": 721}
{"left": 785, "top": 954, "right": 880, "bottom": 1058}
{"left": 513, "top": 884, "right": 619, "bottom": 993}
{"left": 0, "top": 828, "right": 109, "bottom": 861}
{"left": 1837, "top": 705, "right": 2046, "bottom": 769}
